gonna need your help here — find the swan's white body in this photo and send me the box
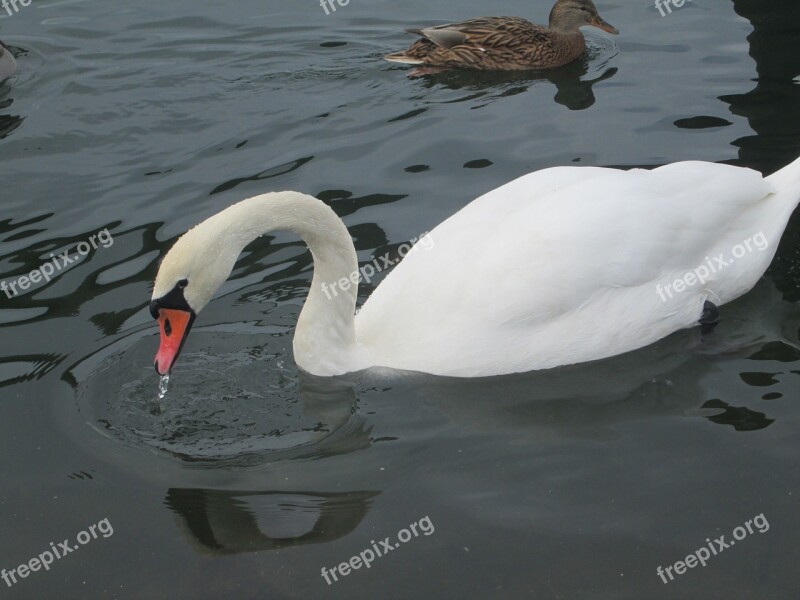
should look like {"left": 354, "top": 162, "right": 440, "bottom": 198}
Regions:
{"left": 0, "top": 42, "right": 16, "bottom": 81}
{"left": 152, "top": 158, "right": 800, "bottom": 378}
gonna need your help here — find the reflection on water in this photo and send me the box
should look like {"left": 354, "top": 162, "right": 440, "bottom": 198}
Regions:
{"left": 0, "top": 353, "right": 64, "bottom": 387}
{"left": 410, "top": 38, "right": 619, "bottom": 111}
{"left": 0, "top": 44, "right": 23, "bottom": 138}
{"left": 0, "top": 0, "right": 799, "bottom": 597}
{"left": 726, "top": 0, "right": 800, "bottom": 174}
{"left": 394, "top": 281, "right": 793, "bottom": 442}
{"left": 62, "top": 275, "right": 796, "bottom": 467}
{"left": 701, "top": 398, "right": 774, "bottom": 432}
{"left": 0, "top": 102, "right": 23, "bottom": 139}
{"left": 166, "top": 488, "right": 379, "bottom": 554}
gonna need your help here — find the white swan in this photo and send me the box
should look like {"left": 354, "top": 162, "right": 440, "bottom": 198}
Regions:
{"left": 151, "top": 157, "right": 800, "bottom": 378}
{"left": 0, "top": 41, "right": 16, "bottom": 81}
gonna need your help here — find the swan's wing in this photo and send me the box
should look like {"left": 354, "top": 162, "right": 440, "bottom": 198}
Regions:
{"left": 355, "top": 162, "right": 774, "bottom": 375}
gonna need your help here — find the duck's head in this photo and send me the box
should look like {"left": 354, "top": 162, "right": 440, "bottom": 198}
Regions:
{"left": 550, "top": 0, "right": 619, "bottom": 35}
{"left": 150, "top": 220, "right": 242, "bottom": 375}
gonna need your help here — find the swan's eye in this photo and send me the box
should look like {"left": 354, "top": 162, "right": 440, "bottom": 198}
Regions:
{"left": 177, "top": 279, "right": 188, "bottom": 289}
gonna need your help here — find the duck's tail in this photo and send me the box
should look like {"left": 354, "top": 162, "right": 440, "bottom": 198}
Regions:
{"left": 384, "top": 52, "right": 424, "bottom": 65}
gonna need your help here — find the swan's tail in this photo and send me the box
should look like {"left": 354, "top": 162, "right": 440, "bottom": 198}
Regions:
{"left": 757, "top": 155, "right": 800, "bottom": 247}
{"left": 766, "top": 155, "right": 800, "bottom": 201}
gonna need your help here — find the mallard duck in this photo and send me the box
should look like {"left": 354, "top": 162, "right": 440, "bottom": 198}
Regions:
{"left": 0, "top": 40, "right": 16, "bottom": 80}
{"left": 150, "top": 156, "right": 800, "bottom": 378}
{"left": 384, "top": 0, "right": 618, "bottom": 72}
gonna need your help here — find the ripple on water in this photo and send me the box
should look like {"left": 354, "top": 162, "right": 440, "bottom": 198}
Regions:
{"left": 71, "top": 329, "right": 362, "bottom": 464}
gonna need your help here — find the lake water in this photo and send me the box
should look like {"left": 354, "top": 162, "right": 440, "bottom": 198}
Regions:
{"left": 1, "top": 0, "right": 799, "bottom": 598}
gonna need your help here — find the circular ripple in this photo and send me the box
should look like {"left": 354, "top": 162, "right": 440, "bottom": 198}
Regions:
{"left": 71, "top": 327, "right": 360, "bottom": 464}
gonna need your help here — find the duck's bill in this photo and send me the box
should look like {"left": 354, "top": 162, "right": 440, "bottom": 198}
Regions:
{"left": 592, "top": 17, "right": 619, "bottom": 34}
{"left": 154, "top": 308, "right": 195, "bottom": 375}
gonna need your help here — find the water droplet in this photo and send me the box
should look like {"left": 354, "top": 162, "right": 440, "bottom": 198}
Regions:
{"left": 157, "top": 373, "right": 170, "bottom": 402}
{"left": 147, "top": 374, "right": 170, "bottom": 415}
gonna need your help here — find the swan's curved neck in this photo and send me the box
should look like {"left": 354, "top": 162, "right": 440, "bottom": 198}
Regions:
{"left": 200, "top": 192, "right": 361, "bottom": 374}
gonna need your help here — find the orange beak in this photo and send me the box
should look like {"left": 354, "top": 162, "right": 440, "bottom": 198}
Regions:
{"left": 592, "top": 16, "right": 619, "bottom": 34}
{"left": 154, "top": 308, "right": 195, "bottom": 375}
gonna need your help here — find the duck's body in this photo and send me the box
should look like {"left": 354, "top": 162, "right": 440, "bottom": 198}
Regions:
{"left": 0, "top": 41, "right": 16, "bottom": 80}
{"left": 151, "top": 157, "right": 800, "bottom": 379}
{"left": 384, "top": 0, "right": 618, "bottom": 72}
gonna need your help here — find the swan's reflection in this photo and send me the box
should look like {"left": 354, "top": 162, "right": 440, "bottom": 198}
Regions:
{"left": 363, "top": 280, "right": 795, "bottom": 441}
{"left": 165, "top": 488, "right": 379, "bottom": 555}
{"left": 65, "top": 280, "right": 794, "bottom": 467}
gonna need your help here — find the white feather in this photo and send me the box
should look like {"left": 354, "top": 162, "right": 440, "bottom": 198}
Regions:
{"left": 154, "top": 158, "right": 800, "bottom": 377}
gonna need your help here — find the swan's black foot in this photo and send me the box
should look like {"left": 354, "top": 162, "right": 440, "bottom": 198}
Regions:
{"left": 699, "top": 300, "right": 720, "bottom": 335}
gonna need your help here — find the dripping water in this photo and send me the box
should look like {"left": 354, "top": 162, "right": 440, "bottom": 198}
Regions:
{"left": 147, "top": 373, "right": 170, "bottom": 415}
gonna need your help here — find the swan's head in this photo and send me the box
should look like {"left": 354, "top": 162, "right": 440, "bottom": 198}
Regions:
{"left": 150, "top": 191, "right": 357, "bottom": 376}
{"left": 550, "top": 0, "right": 618, "bottom": 34}
{"left": 150, "top": 218, "right": 242, "bottom": 375}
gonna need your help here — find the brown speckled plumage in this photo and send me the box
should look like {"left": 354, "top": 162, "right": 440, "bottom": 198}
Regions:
{"left": 385, "top": 0, "right": 618, "bottom": 72}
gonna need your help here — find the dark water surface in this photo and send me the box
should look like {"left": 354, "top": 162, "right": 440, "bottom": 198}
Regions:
{"left": 1, "top": 0, "right": 800, "bottom": 598}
